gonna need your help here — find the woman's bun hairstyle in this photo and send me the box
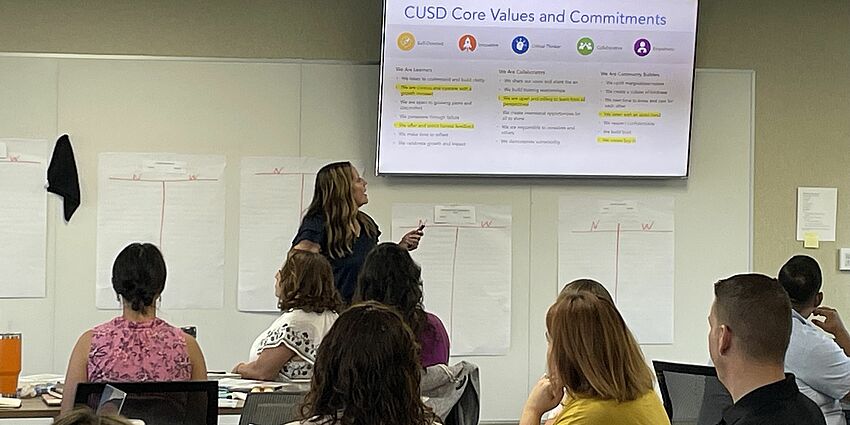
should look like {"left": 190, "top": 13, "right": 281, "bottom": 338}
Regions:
{"left": 111, "top": 243, "right": 167, "bottom": 312}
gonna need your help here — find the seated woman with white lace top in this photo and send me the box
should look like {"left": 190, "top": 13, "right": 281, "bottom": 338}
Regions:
{"left": 232, "top": 251, "right": 341, "bottom": 382}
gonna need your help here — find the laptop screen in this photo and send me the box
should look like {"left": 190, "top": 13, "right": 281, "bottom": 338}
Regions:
{"left": 74, "top": 381, "right": 218, "bottom": 425}
{"left": 95, "top": 384, "right": 127, "bottom": 416}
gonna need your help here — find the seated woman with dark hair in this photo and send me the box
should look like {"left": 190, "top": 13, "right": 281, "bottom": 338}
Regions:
{"left": 288, "top": 302, "right": 440, "bottom": 425}
{"left": 522, "top": 289, "right": 669, "bottom": 425}
{"left": 233, "top": 251, "right": 341, "bottom": 382}
{"left": 353, "top": 242, "right": 450, "bottom": 367}
{"left": 61, "top": 243, "right": 207, "bottom": 413}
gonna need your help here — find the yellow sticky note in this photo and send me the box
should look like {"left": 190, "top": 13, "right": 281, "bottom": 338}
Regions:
{"left": 804, "top": 232, "right": 820, "bottom": 249}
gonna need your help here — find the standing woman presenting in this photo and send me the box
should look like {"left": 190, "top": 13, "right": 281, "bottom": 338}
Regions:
{"left": 292, "top": 161, "right": 423, "bottom": 303}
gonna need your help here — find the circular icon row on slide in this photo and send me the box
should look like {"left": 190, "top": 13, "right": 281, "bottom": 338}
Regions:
{"left": 396, "top": 32, "right": 653, "bottom": 57}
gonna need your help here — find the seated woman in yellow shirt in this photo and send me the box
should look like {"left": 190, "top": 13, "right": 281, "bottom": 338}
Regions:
{"left": 521, "top": 288, "right": 670, "bottom": 425}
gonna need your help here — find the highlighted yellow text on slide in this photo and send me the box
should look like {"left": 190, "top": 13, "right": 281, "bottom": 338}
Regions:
{"left": 393, "top": 121, "right": 475, "bottom": 129}
{"left": 498, "top": 95, "right": 585, "bottom": 107}
{"left": 597, "top": 136, "right": 636, "bottom": 144}
{"left": 395, "top": 84, "right": 472, "bottom": 96}
{"left": 598, "top": 111, "right": 662, "bottom": 118}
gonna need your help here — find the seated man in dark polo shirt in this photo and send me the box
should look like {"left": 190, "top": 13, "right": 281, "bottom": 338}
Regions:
{"left": 708, "top": 273, "right": 825, "bottom": 425}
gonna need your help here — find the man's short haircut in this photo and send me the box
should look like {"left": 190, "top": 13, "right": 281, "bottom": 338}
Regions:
{"left": 714, "top": 274, "right": 791, "bottom": 364}
{"left": 778, "top": 255, "right": 822, "bottom": 306}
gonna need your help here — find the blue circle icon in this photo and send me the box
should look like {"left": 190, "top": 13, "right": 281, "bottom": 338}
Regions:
{"left": 512, "top": 36, "right": 529, "bottom": 54}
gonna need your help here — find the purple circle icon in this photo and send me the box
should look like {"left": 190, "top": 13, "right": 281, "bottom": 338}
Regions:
{"left": 634, "top": 38, "right": 651, "bottom": 56}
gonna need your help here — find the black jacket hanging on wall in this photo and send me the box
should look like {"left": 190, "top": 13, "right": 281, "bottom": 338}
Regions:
{"left": 47, "top": 134, "right": 81, "bottom": 221}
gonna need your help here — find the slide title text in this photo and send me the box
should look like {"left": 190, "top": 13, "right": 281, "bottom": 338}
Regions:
{"left": 403, "top": 6, "right": 668, "bottom": 26}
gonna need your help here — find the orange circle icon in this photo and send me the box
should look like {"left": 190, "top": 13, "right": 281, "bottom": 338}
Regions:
{"left": 458, "top": 34, "right": 477, "bottom": 52}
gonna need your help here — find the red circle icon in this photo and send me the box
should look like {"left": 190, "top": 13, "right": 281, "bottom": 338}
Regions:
{"left": 458, "top": 34, "right": 477, "bottom": 52}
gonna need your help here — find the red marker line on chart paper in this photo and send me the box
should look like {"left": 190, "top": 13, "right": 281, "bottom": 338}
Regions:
{"left": 571, "top": 220, "right": 672, "bottom": 301}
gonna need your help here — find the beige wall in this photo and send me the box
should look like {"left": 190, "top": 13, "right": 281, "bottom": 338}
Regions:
{"left": 697, "top": 0, "right": 850, "bottom": 307}
{"left": 1, "top": 0, "right": 848, "bottom": 302}
{"left": 0, "top": 0, "right": 383, "bottom": 61}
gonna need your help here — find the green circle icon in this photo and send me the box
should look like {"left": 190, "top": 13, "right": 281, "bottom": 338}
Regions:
{"left": 577, "top": 37, "right": 595, "bottom": 56}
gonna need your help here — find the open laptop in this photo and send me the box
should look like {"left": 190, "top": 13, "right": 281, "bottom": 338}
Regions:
{"left": 75, "top": 381, "right": 218, "bottom": 425}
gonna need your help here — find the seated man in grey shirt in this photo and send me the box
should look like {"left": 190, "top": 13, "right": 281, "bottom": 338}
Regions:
{"left": 780, "top": 255, "right": 850, "bottom": 425}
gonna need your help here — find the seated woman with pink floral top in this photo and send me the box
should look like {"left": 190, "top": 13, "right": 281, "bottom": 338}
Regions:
{"left": 60, "top": 243, "right": 208, "bottom": 413}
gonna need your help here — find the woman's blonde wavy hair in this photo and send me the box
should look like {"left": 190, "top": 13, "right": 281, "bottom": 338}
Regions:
{"left": 53, "top": 408, "right": 135, "bottom": 425}
{"left": 304, "top": 162, "right": 377, "bottom": 259}
{"left": 546, "top": 291, "right": 654, "bottom": 402}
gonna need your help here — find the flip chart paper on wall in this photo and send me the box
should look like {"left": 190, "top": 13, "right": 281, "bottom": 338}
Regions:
{"left": 392, "top": 204, "right": 512, "bottom": 355}
{"left": 0, "top": 139, "right": 48, "bottom": 298}
{"left": 559, "top": 196, "right": 674, "bottom": 344}
{"left": 96, "top": 153, "right": 226, "bottom": 309}
{"left": 796, "top": 187, "right": 837, "bottom": 242}
{"left": 237, "top": 157, "right": 326, "bottom": 312}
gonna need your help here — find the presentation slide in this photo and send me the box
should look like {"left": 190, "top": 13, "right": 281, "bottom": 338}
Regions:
{"left": 376, "top": 0, "right": 698, "bottom": 177}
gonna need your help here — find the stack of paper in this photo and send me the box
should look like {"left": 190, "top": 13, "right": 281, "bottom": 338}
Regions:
{"left": 216, "top": 378, "right": 285, "bottom": 392}
{"left": 0, "top": 397, "right": 22, "bottom": 408}
{"left": 207, "top": 372, "right": 241, "bottom": 380}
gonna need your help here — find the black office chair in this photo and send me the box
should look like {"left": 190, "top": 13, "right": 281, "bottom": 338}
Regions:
{"left": 653, "top": 360, "right": 733, "bottom": 425}
{"left": 74, "top": 381, "right": 218, "bottom": 425}
{"left": 238, "top": 391, "right": 306, "bottom": 425}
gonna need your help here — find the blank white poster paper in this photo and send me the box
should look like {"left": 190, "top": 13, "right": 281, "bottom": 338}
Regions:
{"left": 559, "top": 196, "right": 674, "bottom": 344}
{"left": 392, "top": 204, "right": 511, "bottom": 355}
{"left": 0, "top": 139, "right": 48, "bottom": 298}
{"left": 237, "top": 157, "right": 328, "bottom": 312}
{"left": 96, "top": 153, "right": 226, "bottom": 309}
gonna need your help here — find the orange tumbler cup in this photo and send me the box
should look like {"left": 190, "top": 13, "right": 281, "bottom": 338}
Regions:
{"left": 0, "top": 333, "right": 21, "bottom": 397}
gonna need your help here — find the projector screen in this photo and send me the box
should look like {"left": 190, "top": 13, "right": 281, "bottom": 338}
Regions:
{"left": 376, "top": 0, "right": 699, "bottom": 177}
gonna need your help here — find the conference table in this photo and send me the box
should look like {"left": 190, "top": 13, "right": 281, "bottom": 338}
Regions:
{"left": 0, "top": 396, "right": 245, "bottom": 424}
{"left": 0, "top": 376, "right": 310, "bottom": 424}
